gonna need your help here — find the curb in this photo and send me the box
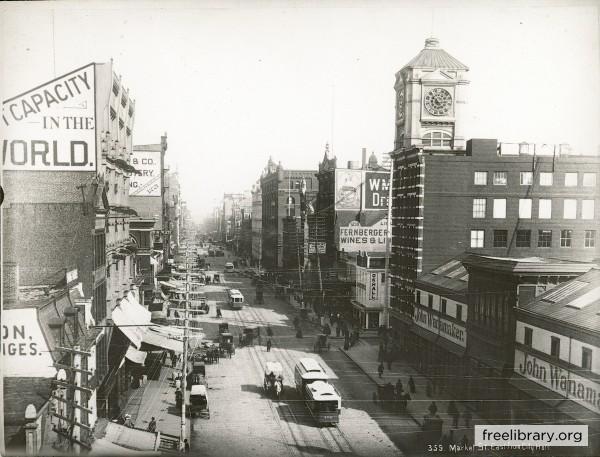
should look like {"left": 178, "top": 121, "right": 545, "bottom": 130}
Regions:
{"left": 338, "top": 347, "right": 423, "bottom": 428}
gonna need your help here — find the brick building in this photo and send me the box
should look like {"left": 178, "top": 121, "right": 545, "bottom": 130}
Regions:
{"left": 251, "top": 180, "right": 262, "bottom": 268}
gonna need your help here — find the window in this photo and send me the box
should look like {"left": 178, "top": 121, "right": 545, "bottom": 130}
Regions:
{"left": 428, "top": 294, "right": 433, "bottom": 309}
{"left": 563, "top": 199, "right": 577, "bottom": 219}
{"left": 516, "top": 230, "right": 531, "bottom": 247}
{"left": 585, "top": 230, "right": 596, "bottom": 248}
{"left": 474, "top": 171, "right": 487, "bottom": 185}
{"left": 539, "top": 172, "right": 553, "bottom": 186}
{"left": 582, "top": 347, "right": 593, "bottom": 370}
{"left": 493, "top": 230, "right": 508, "bottom": 248}
{"left": 493, "top": 172, "right": 507, "bottom": 185}
{"left": 520, "top": 172, "right": 533, "bottom": 185}
{"left": 472, "top": 199, "right": 486, "bottom": 218}
{"left": 471, "top": 230, "right": 484, "bottom": 248}
{"left": 539, "top": 199, "right": 552, "bottom": 219}
{"left": 416, "top": 290, "right": 421, "bottom": 305}
{"left": 493, "top": 199, "right": 506, "bottom": 218}
{"left": 524, "top": 327, "right": 533, "bottom": 347}
{"left": 538, "top": 230, "right": 552, "bottom": 248}
{"left": 550, "top": 337, "right": 560, "bottom": 358}
{"left": 114, "top": 183, "right": 118, "bottom": 194}
{"left": 560, "top": 230, "right": 572, "bottom": 248}
{"left": 519, "top": 199, "right": 532, "bottom": 219}
{"left": 456, "top": 305, "right": 463, "bottom": 322}
{"left": 441, "top": 299, "right": 447, "bottom": 315}
{"left": 564, "top": 172, "right": 578, "bottom": 187}
{"left": 582, "top": 200, "right": 595, "bottom": 220}
{"left": 423, "top": 131, "right": 452, "bottom": 147}
{"left": 583, "top": 173, "right": 596, "bottom": 187}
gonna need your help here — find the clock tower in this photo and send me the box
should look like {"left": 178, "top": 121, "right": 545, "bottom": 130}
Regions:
{"left": 394, "top": 38, "right": 469, "bottom": 151}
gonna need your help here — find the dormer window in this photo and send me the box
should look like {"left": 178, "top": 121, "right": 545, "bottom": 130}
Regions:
{"left": 423, "top": 131, "right": 452, "bottom": 147}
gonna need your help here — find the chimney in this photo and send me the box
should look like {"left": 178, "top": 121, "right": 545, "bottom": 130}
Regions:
{"left": 362, "top": 148, "right": 367, "bottom": 169}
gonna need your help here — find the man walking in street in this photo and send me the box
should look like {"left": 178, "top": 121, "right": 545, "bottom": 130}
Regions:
{"left": 378, "top": 362, "right": 384, "bottom": 378}
{"left": 147, "top": 417, "right": 157, "bottom": 433}
{"left": 266, "top": 338, "right": 272, "bottom": 352}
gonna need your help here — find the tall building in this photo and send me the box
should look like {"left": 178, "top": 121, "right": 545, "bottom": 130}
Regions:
{"left": 251, "top": 180, "right": 262, "bottom": 268}
{"left": 260, "top": 158, "right": 318, "bottom": 279}
{"left": 389, "top": 39, "right": 600, "bottom": 334}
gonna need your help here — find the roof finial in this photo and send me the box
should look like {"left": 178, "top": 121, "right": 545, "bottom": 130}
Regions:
{"left": 425, "top": 37, "right": 439, "bottom": 49}
{"left": 324, "top": 142, "right": 330, "bottom": 160}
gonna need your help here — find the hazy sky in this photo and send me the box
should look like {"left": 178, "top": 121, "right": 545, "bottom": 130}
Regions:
{"left": 1, "top": 0, "right": 599, "bottom": 220}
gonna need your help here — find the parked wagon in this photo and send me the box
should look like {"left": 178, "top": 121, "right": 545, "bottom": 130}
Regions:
{"left": 263, "top": 361, "right": 284, "bottom": 400}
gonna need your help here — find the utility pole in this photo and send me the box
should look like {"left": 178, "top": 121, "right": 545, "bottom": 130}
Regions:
{"left": 180, "top": 249, "right": 189, "bottom": 450}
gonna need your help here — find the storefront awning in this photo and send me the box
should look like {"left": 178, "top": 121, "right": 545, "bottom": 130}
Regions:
{"left": 111, "top": 291, "right": 152, "bottom": 349}
{"left": 90, "top": 438, "right": 159, "bottom": 455}
{"left": 125, "top": 345, "right": 148, "bottom": 364}
{"left": 142, "top": 325, "right": 184, "bottom": 353}
{"left": 159, "top": 280, "right": 182, "bottom": 289}
{"left": 350, "top": 300, "right": 384, "bottom": 311}
{"left": 101, "top": 422, "right": 160, "bottom": 453}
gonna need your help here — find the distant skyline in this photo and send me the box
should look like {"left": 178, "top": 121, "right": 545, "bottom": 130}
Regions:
{"left": 1, "top": 1, "right": 599, "bottom": 221}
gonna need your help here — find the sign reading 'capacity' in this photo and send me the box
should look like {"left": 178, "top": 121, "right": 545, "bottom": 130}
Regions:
{"left": 2, "top": 63, "right": 96, "bottom": 171}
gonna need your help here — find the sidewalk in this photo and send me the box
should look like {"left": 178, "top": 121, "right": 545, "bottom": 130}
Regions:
{"left": 340, "top": 339, "right": 485, "bottom": 447}
{"left": 124, "top": 360, "right": 191, "bottom": 449}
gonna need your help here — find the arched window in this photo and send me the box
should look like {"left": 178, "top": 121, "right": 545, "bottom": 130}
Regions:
{"left": 423, "top": 131, "right": 452, "bottom": 147}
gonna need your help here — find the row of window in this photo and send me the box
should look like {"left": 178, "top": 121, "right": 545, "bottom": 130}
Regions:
{"left": 474, "top": 171, "right": 596, "bottom": 187}
{"left": 416, "top": 291, "right": 464, "bottom": 322}
{"left": 470, "top": 229, "right": 596, "bottom": 248}
{"left": 523, "top": 327, "right": 593, "bottom": 370}
{"left": 472, "top": 198, "right": 595, "bottom": 220}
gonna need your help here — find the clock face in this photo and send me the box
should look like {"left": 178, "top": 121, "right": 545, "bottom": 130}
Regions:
{"left": 424, "top": 87, "right": 452, "bottom": 116}
{"left": 396, "top": 89, "right": 405, "bottom": 122}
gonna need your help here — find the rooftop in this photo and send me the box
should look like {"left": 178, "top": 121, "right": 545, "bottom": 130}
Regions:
{"left": 416, "top": 256, "right": 469, "bottom": 295}
{"left": 519, "top": 268, "right": 600, "bottom": 333}
{"left": 462, "top": 254, "right": 596, "bottom": 275}
{"left": 401, "top": 38, "right": 469, "bottom": 72}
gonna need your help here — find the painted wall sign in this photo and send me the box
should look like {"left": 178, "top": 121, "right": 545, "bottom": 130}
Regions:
{"left": 363, "top": 172, "right": 390, "bottom": 210}
{"left": 515, "top": 349, "right": 600, "bottom": 415}
{"left": 1, "top": 309, "right": 57, "bottom": 377}
{"left": 339, "top": 218, "right": 388, "bottom": 252}
{"left": 130, "top": 149, "right": 161, "bottom": 196}
{"left": 412, "top": 306, "right": 467, "bottom": 348}
{"left": 2, "top": 64, "right": 96, "bottom": 171}
{"left": 369, "top": 272, "right": 379, "bottom": 300}
{"left": 335, "top": 169, "right": 362, "bottom": 210}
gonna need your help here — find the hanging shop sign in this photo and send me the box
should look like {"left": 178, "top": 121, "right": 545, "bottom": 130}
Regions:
{"left": 1, "top": 309, "right": 57, "bottom": 377}
{"left": 130, "top": 148, "right": 161, "bottom": 196}
{"left": 412, "top": 306, "right": 467, "bottom": 348}
{"left": 2, "top": 63, "right": 96, "bottom": 171}
{"left": 515, "top": 348, "right": 600, "bottom": 415}
{"left": 339, "top": 218, "right": 388, "bottom": 253}
{"left": 369, "top": 272, "right": 379, "bottom": 300}
{"left": 363, "top": 172, "right": 390, "bottom": 210}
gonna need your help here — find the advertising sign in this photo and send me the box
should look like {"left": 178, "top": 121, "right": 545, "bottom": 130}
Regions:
{"left": 364, "top": 172, "right": 390, "bottom": 210}
{"left": 1, "top": 309, "right": 57, "bottom": 377}
{"left": 514, "top": 348, "right": 600, "bottom": 415}
{"left": 335, "top": 169, "right": 362, "bottom": 210}
{"left": 130, "top": 149, "right": 161, "bottom": 196}
{"left": 369, "top": 272, "right": 379, "bottom": 300}
{"left": 413, "top": 306, "right": 467, "bottom": 348}
{"left": 339, "top": 218, "right": 388, "bottom": 252}
{"left": 2, "top": 63, "right": 96, "bottom": 171}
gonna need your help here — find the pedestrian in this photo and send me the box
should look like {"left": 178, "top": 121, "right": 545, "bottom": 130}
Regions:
{"left": 428, "top": 401, "right": 438, "bottom": 416}
{"left": 408, "top": 375, "right": 416, "bottom": 394}
{"left": 123, "top": 414, "right": 134, "bottom": 428}
{"left": 175, "top": 388, "right": 182, "bottom": 409}
{"left": 216, "top": 306, "right": 222, "bottom": 318}
{"left": 464, "top": 409, "right": 472, "bottom": 428}
{"left": 448, "top": 400, "right": 460, "bottom": 428}
{"left": 396, "top": 379, "right": 403, "bottom": 396}
{"left": 378, "top": 362, "right": 384, "bottom": 378}
{"left": 266, "top": 338, "right": 272, "bottom": 352}
{"left": 184, "top": 438, "right": 190, "bottom": 453}
{"left": 147, "top": 417, "right": 157, "bottom": 433}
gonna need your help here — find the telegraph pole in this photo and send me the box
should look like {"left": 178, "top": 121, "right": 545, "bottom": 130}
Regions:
{"left": 180, "top": 249, "right": 190, "bottom": 450}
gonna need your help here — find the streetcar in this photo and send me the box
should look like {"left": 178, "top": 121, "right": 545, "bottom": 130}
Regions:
{"left": 304, "top": 380, "right": 341, "bottom": 426}
{"left": 227, "top": 289, "right": 244, "bottom": 309}
{"left": 294, "top": 358, "right": 328, "bottom": 394}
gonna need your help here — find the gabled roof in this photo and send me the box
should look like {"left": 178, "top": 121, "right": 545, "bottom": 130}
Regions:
{"left": 416, "top": 256, "right": 469, "bottom": 298}
{"left": 402, "top": 38, "right": 469, "bottom": 72}
{"left": 519, "top": 268, "right": 600, "bottom": 333}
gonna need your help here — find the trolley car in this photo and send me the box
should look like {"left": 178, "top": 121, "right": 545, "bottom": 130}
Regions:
{"left": 303, "top": 380, "right": 341, "bottom": 426}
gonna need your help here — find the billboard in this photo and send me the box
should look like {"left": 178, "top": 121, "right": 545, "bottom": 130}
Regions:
{"left": 1, "top": 309, "right": 57, "bottom": 377}
{"left": 335, "top": 169, "right": 362, "bottom": 210}
{"left": 413, "top": 306, "right": 467, "bottom": 348}
{"left": 2, "top": 63, "right": 96, "bottom": 171}
{"left": 130, "top": 149, "right": 161, "bottom": 196}
{"left": 364, "top": 172, "right": 390, "bottom": 210}
{"left": 339, "top": 218, "right": 388, "bottom": 252}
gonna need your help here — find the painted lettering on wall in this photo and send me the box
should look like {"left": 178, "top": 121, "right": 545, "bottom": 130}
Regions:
{"left": 413, "top": 307, "right": 467, "bottom": 348}
{"left": 339, "top": 218, "right": 388, "bottom": 253}
{"left": 130, "top": 149, "right": 161, "bottom": 197}
{"left": 364, "top": 172, "right": 390, "bottom": 210}
{"left": 515, "top": 349, "right": 600, "bottom": 415}
{"left": 1, "top": 64, "right": 96, "bottom": 171}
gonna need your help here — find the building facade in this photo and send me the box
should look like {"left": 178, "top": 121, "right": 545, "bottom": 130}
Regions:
{"left": 251, "top": 180, "right": 262, "bottom": 268}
